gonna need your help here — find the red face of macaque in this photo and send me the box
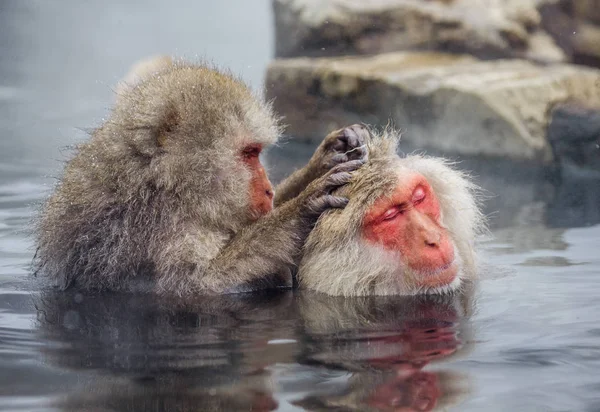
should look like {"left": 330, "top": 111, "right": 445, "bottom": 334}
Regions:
{"left": 362, "top": 173, "right": 457, "bottom": 289}
{"left": 241, "top": 144, "right": 274, "bottom": 219}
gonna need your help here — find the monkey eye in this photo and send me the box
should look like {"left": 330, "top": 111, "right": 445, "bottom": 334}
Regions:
{"left": 412, "top": 186, "right": 426, "bottom": 205}
{"left": 242, "top": 144, "right": 262, "bottom": 159}
{"left": 381, "top": 206, "right": 403, "bottom": 221}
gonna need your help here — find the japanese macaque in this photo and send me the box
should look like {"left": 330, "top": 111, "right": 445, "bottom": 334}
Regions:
{"left": 34, "top": 56, "right": 367, "bottom": 295}
{"left": 298, "top": 129, "right": 486, "bottom": 296}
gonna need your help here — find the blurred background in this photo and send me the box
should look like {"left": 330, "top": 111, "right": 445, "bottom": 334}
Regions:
{"left": 1, "top": 1, "right": 600, "bottom": 411}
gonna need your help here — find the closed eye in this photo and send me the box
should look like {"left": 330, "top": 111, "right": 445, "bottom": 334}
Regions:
{"left": 412, "top": 185, "right": 426, "bottom": 205}
{"left": 382, "top": 206, "right": 404, "bottom": 221}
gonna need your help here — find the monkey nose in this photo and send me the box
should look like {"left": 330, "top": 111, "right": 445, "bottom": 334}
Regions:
{"left": 423, "top": 232, "right": 440, "bottom": 248}
{"left": 265, "top": 189, "right": 274, "bottom": 199}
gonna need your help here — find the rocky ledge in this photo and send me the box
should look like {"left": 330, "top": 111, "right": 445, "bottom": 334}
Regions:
{"left": 273, "top": 0, "right": 565, "bottom": 63}
{"left": 266, "top": 51, "right": 600, "bottom": 167}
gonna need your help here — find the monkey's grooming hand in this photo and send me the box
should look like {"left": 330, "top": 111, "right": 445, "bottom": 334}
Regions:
{"left": 273, "top": 124, "right": 370, "bottom": 207}
{"left": 299, "top": 159, "right": 364, "bottom": 220}
{"left": 313, "top": 124, "right": 370, "bottom": 172}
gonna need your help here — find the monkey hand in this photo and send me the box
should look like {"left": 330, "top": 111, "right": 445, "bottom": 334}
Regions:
{"left": 273, "top": 125, "right": 369, "bottom": 207}
{"left": 313, "top": 124, "right": 370, "bottom": 172}
{"left": 299, "top": 159, "right": 364, "bottom": 221}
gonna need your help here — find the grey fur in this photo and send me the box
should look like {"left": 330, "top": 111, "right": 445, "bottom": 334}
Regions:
{"left": 33, "top": 58, "right": 365, "bottom": 296}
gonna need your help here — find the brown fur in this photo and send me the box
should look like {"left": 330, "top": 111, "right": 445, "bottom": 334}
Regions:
{"left": 298, "top": 128, "right": 487, "bottom": 296}
{"left": 33, "top": 58, "right": 364, "bottom": 296}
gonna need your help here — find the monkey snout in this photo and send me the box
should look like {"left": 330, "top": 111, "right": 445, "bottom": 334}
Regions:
{"left": 423, "top": 231, "right": 441, "bottom": 248}
{"left": 265, "top": 188, "right": 274, "bottom": 199}
{"left": 417, "top": 222, "right": 442, "bottom": 247}
{"left": 410, "top": 232, "right": 455, "bottom": 272}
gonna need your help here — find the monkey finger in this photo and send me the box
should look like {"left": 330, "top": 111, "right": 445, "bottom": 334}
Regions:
{"left": 344, "top": 127, "right": 360, "bottom": 149}
{"left": 324, "top": 195, "right": 350, "bottom": 209}
{"left": 324, "top": 171, "right": 353, "bottom": 191}
{"left": 330, "top": 153, "right": 349, "bottom": 165}
{"left": 336, "top": 126, "right": 360, "bottom": 147}
{"left": 332, "top": 139, "right": 346, "bottom": 151}
{"left": 336, "top": 129, "right": 349, "bottom": 144}
{"left": 330, "top": 159, "right": 365, "bottom": 174}
{"left": 308, "top": 195, "right": 349, "bottom": 214}
{"left": 352, "top": 123, "right": 373, "bottom": 145}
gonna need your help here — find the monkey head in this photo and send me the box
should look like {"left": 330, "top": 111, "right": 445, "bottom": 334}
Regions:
{"left": 109, "top": 59, "right": 280, "bottom": 226}
{"left": 298, "top": 130, "right": 486, "bottom": 296}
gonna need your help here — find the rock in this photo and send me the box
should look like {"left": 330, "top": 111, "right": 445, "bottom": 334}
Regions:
{"left": 265, "top": 51, "right": 600, "bottom": 163}
{"left": 547, "top": 102, "right": 600, "bottom": 176}
{"left": 539, "top": 0, "right": 600, "bottom": 67}
{"left": 573, "top": 0, "right": 600, "bottom": 25}
{"left": 273, "top": 0, "right": 565, "bottom": 63}
{"left": 572, "top": 21, "right": 600, "bottom": 66}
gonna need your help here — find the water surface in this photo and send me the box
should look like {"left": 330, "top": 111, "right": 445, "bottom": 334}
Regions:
{"left": 1, "top": 1, "right": 600, "bottom": 411}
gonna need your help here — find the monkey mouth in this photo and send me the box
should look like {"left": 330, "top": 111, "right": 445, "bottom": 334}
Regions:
{"left": 432, "top": 262, "right": 455, "bottom": 274}
{"left": 416, "top": 261, "right": 458, "bottom": 288}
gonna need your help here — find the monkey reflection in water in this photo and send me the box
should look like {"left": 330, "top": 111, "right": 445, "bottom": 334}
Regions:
{"left": 33, "top": 56, "right": 368, "bottom": 295}
{"left": 36, "top": 288, "right": 473, "bottom": 412}
{"left": 36, "top": 291, "right": 294, "bottom": 411}
{"left": 298, "top": 128, "right": 486, "bottom": 297}
{"left": 293, "top": 291, "right": 474, "bottom": 411}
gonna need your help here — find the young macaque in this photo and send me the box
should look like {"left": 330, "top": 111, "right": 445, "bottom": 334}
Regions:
{"left": 298, "top": 129, "right": 486, "bottom": 296}
{"left": 34, "top": 56, "right": 368, "bottom": 295}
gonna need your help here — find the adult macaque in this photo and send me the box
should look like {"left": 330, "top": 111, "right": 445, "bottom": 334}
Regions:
{"left": 298, "top": 129, "right": 486, "bottom": 296}
{"left": 34, "top": 56, "right": 368, "bottom": 295}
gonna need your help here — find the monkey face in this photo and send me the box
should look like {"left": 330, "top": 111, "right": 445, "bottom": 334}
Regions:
{"left": 362, "top": 171, "right": 458, "bottom": 291}
{"left": 241, "top": 144, "right": 274, "bottom": 219}
{"left": 116, "top": 65, "right": 280, "bottom": 222}
{"left": 299, "top": 143, "right": 484, "bottom": 297}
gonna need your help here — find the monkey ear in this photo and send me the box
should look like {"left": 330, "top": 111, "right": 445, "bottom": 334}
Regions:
{"left": 155, "top": 103, "right": 180, "bottom": 148}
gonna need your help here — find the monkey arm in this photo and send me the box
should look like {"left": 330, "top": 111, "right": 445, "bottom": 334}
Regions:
{"left": 154, "top": 160, "right": 361, "bottom": 295}
{"left": 274, "top": 166, "right": 321, "bottom": 207}
{"left": 195, "top": 160, "right": 363, "bottom": 294}
{"left": 154, "top": 207, "right": 302, "bottom": 295}
{"left": 200, "top": 200, "right": 308, "bottom": 292}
